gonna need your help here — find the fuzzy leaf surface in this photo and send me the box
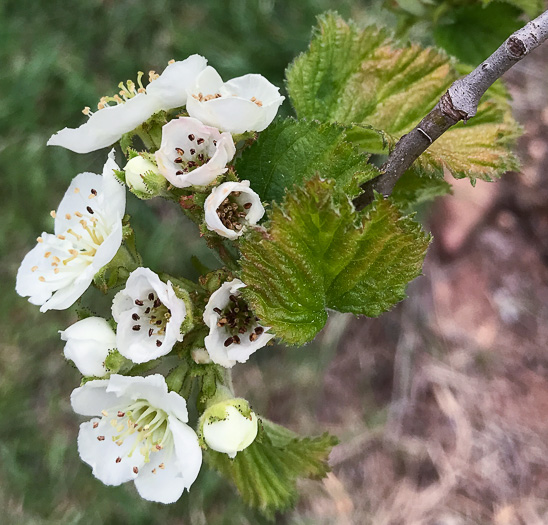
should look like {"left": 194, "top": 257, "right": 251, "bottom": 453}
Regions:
{"left": 239, "top": 177, "right": 430, "bottom": 345}
{"left": 205, "top": 420, "right": 337, "bottom": 517}
{"left": 286, "top": 12, "right": 520, "bottom": 183}
{"left": 235, "top": 118, "right": 379, "bottom": 204}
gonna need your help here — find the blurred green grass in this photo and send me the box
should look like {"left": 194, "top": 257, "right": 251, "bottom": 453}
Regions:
{"left": 0, "top": 0, "right": 383, "bottom": 522}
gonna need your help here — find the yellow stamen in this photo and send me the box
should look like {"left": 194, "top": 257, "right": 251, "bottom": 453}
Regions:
{"left": 57, "top": 234, "right": 66, "bottom": 240}
{"left": 44, "top": 251, "right": 51, "bottom": 258}
{"left": 65, "top": 213, "right": 71, "bottom": 220}
{"left": 37, "top": 236, "right": 43, "bottom": 243}
{"left": 38, "top": 276, "right": 45, "bottom": 282}
{"left": 50, "top": 210, "right": 56, "bottom": 218}
{"left": 31, "top": 266, "right": 38, "bottom": 272}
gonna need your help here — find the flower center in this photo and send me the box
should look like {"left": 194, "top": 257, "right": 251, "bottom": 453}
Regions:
{"left": 173, "top": 133, "right": 215, "bottom": 176}
{"left": 131, "top": 290, "right": 171, "bottom": 348}
{"left": 105, "top": 400, "right": 171, "bottom": 464}
{"left": 216, "top": 192, "right": 253, "bottom": 232}
{"left": 213, "top": 293, "right": 264, "bottom": 347}
{"left": 35, "top": 190, "right": 110, "bottom": 284}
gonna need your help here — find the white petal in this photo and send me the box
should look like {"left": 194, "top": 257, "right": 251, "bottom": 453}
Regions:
{"left": 100, "top": 150, "right": 126, "bottom": 221}
{"left": 189, "top": 96, "right": 263, "bottom": 134}
{"left": 78, "top": 417, "right": 145, "bottom": 486}
{"left": 70, "top": 380, "right": 123, "bottom": 417}
{"left": 106, "top": 374, "right": 188, "bottom": 422}
{"left": 133, "top": 447, "right": 188, "bottom": 503}
{"left": 61, "top": 317, "right": 116, "bottom": 377}
{"left": 222, "top": 74, "right": 284, "bottom": 131}
{"left": 203, "top": 406, "right": 258, "bottom": 457}
{"left": 47, "top": 95, "right": 161, "bottom": 154}
{"left": 16, "top": 233, "right": 76, "bottom": 306}
{"left": 146, "top": 55, "right": 208, "bottom": 109}
{"left": 169, "top": 416, "right": 202, "bottom": 488}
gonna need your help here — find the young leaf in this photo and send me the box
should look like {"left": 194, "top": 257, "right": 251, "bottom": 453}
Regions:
{"left": 286, "top": 12, "right": 520, "bottom": 183}
{"left": 235, "top": 118, "right": 379, "bottom": 204}
{"left": 239, "top": 177, "right": 430, "bottom": 345}
{"left": 205, "top": 419, "right": 338, "bottom": 517}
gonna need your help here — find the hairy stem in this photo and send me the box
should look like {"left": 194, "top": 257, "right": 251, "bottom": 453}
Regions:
{"left": 354, "top": 10, "right": 548, "bottom": 210}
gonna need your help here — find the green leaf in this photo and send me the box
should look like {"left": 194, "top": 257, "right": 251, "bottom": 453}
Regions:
{"left": 205, "top": 419, "right": 338, "bottom": 517}
{"left": 235, "top": 118, "right": 379, "bottom": 204}
{"left": 433, "top": 3, "right": 522, "bottom": 65}
{"left": 286, "top": 12, "right": 520, "bottom": 183}
{"left": 239, "top": 177, "right": 430, "bottom": 345}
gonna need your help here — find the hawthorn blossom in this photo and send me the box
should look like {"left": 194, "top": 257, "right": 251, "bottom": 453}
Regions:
{"left": 47, "top": 55, "right": 208, "bottom": 154}
{"left": 203, "top": 279, "right": 274, "bottom": 368}
{"left": 60, "top": 317, "right": 116, "bottom": 377}
{"left": 186, "top": 66, "right": 284, "bottom": 134}
{"left": 204, "top": 180, "right": 264, "bottom": 240}
{"left": 16, "top": 151, "right": 125, "bottom": 312}
{"left": 71, "top": 374, "right": 202, "bottom": 503}
{"left": 112, "top": 268, "right": 187, "bottom": 364}
{"left": 155, "top": 117, "right": 235, "bottom": 188}
{"left": 201, "top": 399, "right": 258, "bottom": 458}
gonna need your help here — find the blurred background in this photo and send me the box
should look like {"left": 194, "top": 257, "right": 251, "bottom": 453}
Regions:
{"left": 3, "top": 0, "right": 548, "bottom": 523}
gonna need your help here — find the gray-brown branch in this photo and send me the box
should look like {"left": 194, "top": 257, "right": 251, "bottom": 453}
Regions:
{"left": 354, "top": 10, "right": 548, "bottom": 210}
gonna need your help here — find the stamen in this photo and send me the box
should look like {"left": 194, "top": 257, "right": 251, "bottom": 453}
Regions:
{"left": 86, "top": 206, "right": 94, "bottom": 214}
{"left": 133, "top": 325, "right": 141, "bottom": 331}
{"left": 148, "top": 293, "right": 154, "bottom": 301}
{"left": 156, "top": 340, "right": 162, "bottom": 347}
{"left": 148, "top": 329, "right": 153, "bottom": 337}
{"left": 31, "top": 266, "right": 38, "bottom": 272}
{"left": 133, "top": 467, "right": 139, "bottom": 474}
{"left": 135, "top": 299, "right": 144, "bottom": 306}
{"left": 116, "top": 457, "right": 122, "bottom": 463}
{"left": 244, "top": 202, "right": 252, "bottom": 210}
{"left": 188, "top": 134, "right": 195, "bottom": 141}
{"left": 97, "top": 436, "right": 105, "bottom": 441}
{"left": 197, "top": 138, "right": 204, "bottom": 145}
{"left": 224, "top": 337, "right": 234, "bottom": 347}
{"left": 132, "top": 313, "right": 140, "bottom": 321}
{"left": 37, "top": 236, "right": 43, "bottom": 243}
{"left": 50, "top": 210, "right": 56, "bottom": 218}
{"left": 93, "top": 422, "right": 99, "bottom": 429}
{"left": 38, "top": 276, "right": 45, "bottom": 282}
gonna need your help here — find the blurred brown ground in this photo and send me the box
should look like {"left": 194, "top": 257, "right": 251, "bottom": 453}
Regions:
{"left": 280, "top": 35, "right": 548, "bottom": 525}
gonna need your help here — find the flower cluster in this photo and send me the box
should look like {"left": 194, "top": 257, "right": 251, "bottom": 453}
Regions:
{"left": 17, "top": 55, "right": 284, "bottom": 502}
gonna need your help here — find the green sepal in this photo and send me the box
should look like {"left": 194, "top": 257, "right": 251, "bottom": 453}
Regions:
{"left": 239, "top": 176, "right": 430, "bottom": 345}
{"left": 234, "top": 117, "right": 379, "bottom": 204}
{"left": 103, "top": 349, "right": 133, "bottom": 375}
{"left": 205, "top": 419, "right": 338, "bottom": 517}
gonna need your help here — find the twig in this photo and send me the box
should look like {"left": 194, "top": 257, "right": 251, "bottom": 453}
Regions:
{"left": 354, "top": 10, "right": 548, "bottom": 210}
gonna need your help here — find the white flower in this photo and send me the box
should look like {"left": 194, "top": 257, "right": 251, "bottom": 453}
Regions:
{"left": 112, "top": 268, "right": 187, "bottom": 364}
{"left": 186, "top": 66, "right": 284, "bottom": 134}
{"left": 155, "top": 117, "right": 235, "bottom": 188}
{"left": 60, "top": 317, "right": 116, "bottom": 377}
{"left": 124, "top": 156, "right": 160, "bottom": 192}
{"left": 203, "top": 279, "right": 274, "bottom": 368}
{"left": 201, "top": 399, "right": 258, "bottom": 458}
{"left": 204, "top": 181, "right": 264, "bottom": 240}
{"left": 71, "top": 374, "right": 202, "bottom": 503}
{"left": 47, "top": 55, "right": 208, "bottom": 154}
{"left": 16, "top": 151, "right": 125, "bottom": 312}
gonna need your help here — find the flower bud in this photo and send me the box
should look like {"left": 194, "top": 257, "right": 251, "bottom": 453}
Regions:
{"left": 60, "top": 317, "right": 116, "bottom": 377}
{"left": 124, "top": 156, "right": 165, "bottom": 196}
{"left": 201, "top": 399, "right": 258, "bottom": 458}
